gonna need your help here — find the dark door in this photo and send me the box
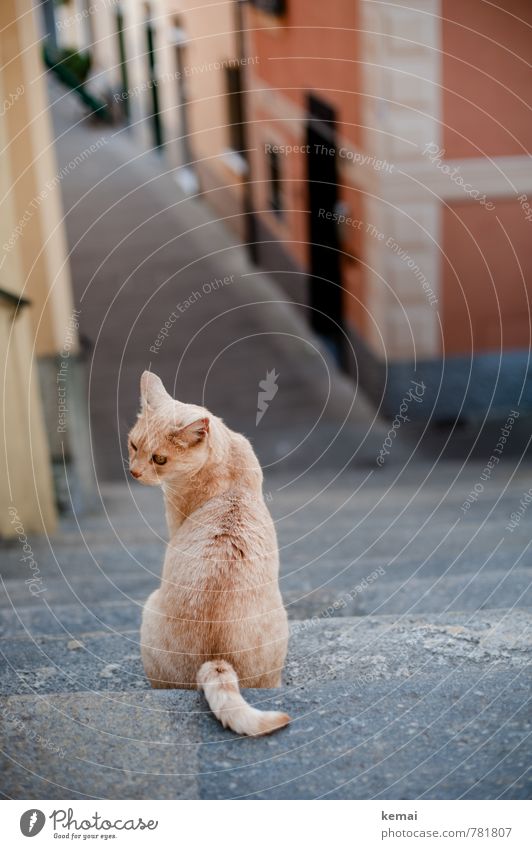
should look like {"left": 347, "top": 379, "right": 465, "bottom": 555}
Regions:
{"left": 174, "top": 40, "right": 192, "bottom": 166}
{"left": 115, "top": 7, "right": 129, "bottom": 120}
{"left": 306, "top": 95, "right": 344, "bottom": 363}
{"left": 145, "top": 15, "right": 163, "bottom": 149}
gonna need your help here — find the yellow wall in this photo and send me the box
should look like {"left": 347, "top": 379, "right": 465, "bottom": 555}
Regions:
{"left": 0, "top": 0, "right": 86, "bottom": 534}
{"left": 0, "top": 67, "right": 57, "bottom": 535}
{"left": 1, "top": 0, "right": 78, "bottom": 359}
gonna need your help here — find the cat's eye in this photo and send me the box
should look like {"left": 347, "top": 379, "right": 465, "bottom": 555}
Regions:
{"left": 130, "top": 441, "right": 137, "bottom": 451}
{"left": 152, "top": 454, "right": 167, "bottom": 466}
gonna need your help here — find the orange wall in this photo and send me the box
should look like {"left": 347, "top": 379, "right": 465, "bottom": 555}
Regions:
{"left": 442, "top": 199, "right": 532, "bottom": 355}
{"left": 249, "top": 2, "right": 362, "bottom": 148}
{"left": 441, "top": 1, "right": 532, "bottom": 356}
{"left": 246, "top": 2, "right": 532, "bottom": 360}
{"left": 442, "top": 0, "right": 532, "bottom": 158}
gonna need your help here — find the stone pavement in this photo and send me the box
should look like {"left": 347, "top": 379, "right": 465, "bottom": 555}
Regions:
{"left": 1, "top": 461, "right": 531, "bottom": 799}
{"left": 0, "top": 85, "right": 530, "bottom": 800}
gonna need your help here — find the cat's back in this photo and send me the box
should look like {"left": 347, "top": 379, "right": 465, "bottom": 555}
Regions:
{"left": 172, "top": 487, "right": 276, "bottom": 568}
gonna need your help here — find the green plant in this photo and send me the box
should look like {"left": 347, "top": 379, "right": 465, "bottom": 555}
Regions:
{"left": 52, "top": 47, "right": 92, "bottom": 84}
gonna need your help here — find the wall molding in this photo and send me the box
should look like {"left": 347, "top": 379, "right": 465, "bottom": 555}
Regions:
{"left": 387, "top": 155, "right": 532, "bottom": 201}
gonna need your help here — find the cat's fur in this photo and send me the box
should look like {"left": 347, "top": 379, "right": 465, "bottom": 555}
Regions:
{"left": 128, "top": 371, "right": 290, "bottom": 735}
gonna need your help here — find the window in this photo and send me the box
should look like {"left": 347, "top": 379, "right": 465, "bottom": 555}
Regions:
{"left": 249, "top": 0, "right": 286, "bottom": 16}
{"left": 267, "top": 148, "right": 282, "bottom": 216}
{"left": 225, "top": 65, "right": 245, "bottom": 154}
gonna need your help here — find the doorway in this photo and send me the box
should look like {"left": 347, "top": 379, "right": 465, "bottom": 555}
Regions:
{"left": 172, "top": 21, "right": 192, "bottom": 167}
{"left": 306, "top": 94, "right": 344, "bottom": 364}
{"left": 144, "top": 7, "right": 163, "bottom": 149}
{"left": 115, "top": 4, "right": 129, "bottom": 120}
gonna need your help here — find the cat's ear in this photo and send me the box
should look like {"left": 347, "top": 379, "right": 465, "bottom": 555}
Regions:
{"left": 140, "top": 371, "right": 169, "bottom": 408}
{"left": 168, "top": 417, "right": 209, "bottom": 448}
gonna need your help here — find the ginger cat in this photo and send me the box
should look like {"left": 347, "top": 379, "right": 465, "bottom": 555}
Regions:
{"left": 128, "top": 371, "right": 290, "bottom": 735}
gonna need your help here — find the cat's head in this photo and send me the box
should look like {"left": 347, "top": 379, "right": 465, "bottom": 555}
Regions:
{"left": 128, "top": 371, "right": 211, "bottom": 485}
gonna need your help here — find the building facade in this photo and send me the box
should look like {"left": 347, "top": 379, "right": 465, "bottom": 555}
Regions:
{"left": 0, "top": 0, "right": 96, "bottom": 536}
{"left": 243, "top": 0, "right": 532, "bottom": 419}
{"left": 48, "top": 0, "right": 532, "bottom": 420}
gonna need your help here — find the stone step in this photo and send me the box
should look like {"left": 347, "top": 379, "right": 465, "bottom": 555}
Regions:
{"left": 6, "top": 466, "right": 529, "bottom": 563}
{"left": 1, "top": 609, "right": 530, "bottom": 697}
{"left": 5, "top": 512, "right": 521, "bottom": 564}
{"left": 285, "top": 567, "right": 532, "bottom": 619}
{"left": 280, "top": 546, "right": 530, "bottom": 595}
{"left": 2, "top": 536, "right": 529, "bottom": 615}
{"left": 0, "top": 599, "right": 143, "bottom": 639}
{"left": 95, "top": 461, "right": 530, "bottom": 497}
{"left": 40, "top": 503, "right": 525, "bottom": 553}
{"left": 2, "top": 515, "right": 528, "bottom": 607}
{"left": 0, "top": 571, "right": 159, "bottom": 608}
{"left": 0, "top": 542, "right": 165, "bottom": 583}
{"left": 4, "top": 532, "right": 524, "bottom": 592}
{"left": 5, "top": 461, "right": 521, "bottom": 556}
{"left": 2, "top": 563, "right": 530, "bottom": 642}
{"left": 1, "top": 666, "right": 529, "bottom": 799}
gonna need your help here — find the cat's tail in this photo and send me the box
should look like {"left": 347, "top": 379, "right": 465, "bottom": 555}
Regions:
{"left": 197, "top": 660, "right": 290, "bottom": 736}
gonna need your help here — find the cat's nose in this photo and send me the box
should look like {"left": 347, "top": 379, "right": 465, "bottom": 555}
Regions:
{"left": 130, "top": 469, "right": 142, "bottom": 479}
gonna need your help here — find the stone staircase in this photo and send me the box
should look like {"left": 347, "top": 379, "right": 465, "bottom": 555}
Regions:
{"left": 1, "top": 461, "right": 531, "bottom": 799}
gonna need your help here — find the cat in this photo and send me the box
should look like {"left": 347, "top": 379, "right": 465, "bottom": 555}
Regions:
{"left": 128, "top": 371, "right": 290, "bottom": 736}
